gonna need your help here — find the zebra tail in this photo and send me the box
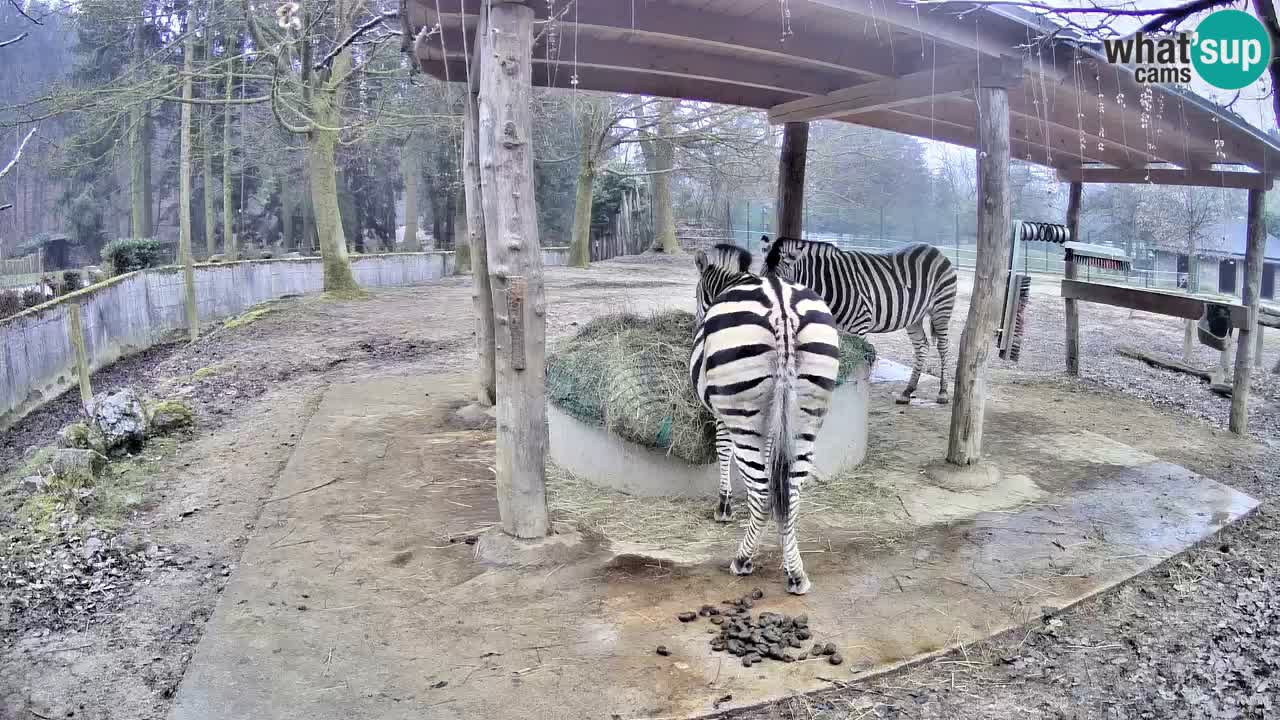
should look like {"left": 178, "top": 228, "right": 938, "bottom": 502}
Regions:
{"left": 768, "top": 361, "right": 796, "bottom": 525}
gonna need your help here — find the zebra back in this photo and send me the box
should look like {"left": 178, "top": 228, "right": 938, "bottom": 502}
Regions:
{"left": 763, "top": 236, "right": 957, "bottom": 335}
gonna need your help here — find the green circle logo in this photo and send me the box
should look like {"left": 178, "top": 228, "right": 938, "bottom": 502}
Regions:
{"left": 1192, "top": 10, "right": 1271, "bottom": 90}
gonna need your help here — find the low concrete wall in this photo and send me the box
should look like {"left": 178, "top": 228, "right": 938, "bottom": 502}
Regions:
{"left": 548, "top": 363, "right": 872, "bottom": 498}
{"left": 1, "top": 249, "right": 570, "bottom": 431}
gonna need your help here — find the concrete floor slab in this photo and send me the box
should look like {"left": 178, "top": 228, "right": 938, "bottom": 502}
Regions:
{"left": 169, "top": 367, "right": 1257, "bottom": 720}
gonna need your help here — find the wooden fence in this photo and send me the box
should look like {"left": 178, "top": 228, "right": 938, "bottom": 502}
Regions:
{"left": 589, "top": 185, "right": 653, "bottom": 262}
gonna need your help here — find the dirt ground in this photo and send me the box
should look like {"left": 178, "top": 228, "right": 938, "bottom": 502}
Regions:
{"left": 2, "top": 254, "right": 1278, "bottom": 719}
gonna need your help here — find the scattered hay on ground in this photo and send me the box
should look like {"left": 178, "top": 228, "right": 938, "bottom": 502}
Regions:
{"left": 546, "top": 455, "right": 907, "bottom": 556}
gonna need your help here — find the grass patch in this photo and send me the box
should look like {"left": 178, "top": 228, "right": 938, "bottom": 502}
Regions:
{"left": 191, "top": 363, "right": 229, "bottom": 381}
{"left": 223, "top": 305, "right": 275, "bottom": 330}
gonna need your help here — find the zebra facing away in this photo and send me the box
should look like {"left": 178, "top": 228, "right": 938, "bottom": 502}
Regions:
{"left": 763, "top": 236, "right": 958, "bottom": 405}
{"left": 690, "top": 243, "right": 841, "bottom": 595}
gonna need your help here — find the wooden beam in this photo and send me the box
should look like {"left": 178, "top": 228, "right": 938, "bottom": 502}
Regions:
{"left": 421, "top": 0, "right": 902, "bottom": 81}
{"left": 775, "top": 122, "right": 809, "bottom": 239}
{"left": 477, "top": 1, "right": 549, "bottom": 539}
{"left": 1117, "top": 345, "right": 1212, "bottom": 382}
{"left": 768, "top": 58, "right": 1021, "bottom": 125}
{"left": 1064, "top": 182, "right": 1082, "bottom": 376}
{"left": 851, "top": 109, "right": 1088, "bottom": 169}
{"left": 1230, "top": 188, "right": 1267, "bottom": 435}
{"left": 464, "top": 5, "right": 494, "bottom": 406}
{"left": 947, "top": 85, "right": 1012, "bottom": 467}
{"left": 1058, "top": 167, "right": 1276, "bottom": 191}
{"left": 1060, "top": 280, "right": 1250, "bottom": 327}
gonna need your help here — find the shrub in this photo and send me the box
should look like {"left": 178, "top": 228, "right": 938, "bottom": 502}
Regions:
{"left": 62, "top": 270, "right": 84, "bottom": 293}
{"left": 21, "top": 288, "right": 44, "bottom": 308}
{"left": 101, "top": 238, "right": 163, "bottom": 275}
{"left": 0, "top": 289, "right": 22, "bottom": 318}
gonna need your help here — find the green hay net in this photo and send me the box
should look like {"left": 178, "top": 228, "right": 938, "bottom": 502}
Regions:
{"left": 546, "top": 310, "right": 877, "bottom": 465}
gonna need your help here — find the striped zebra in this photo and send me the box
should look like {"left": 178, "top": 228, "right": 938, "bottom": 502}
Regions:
{"left": 763, "top": 236, "right": 958, "bottom": 405}
{"left": 690, "top": 243, "right": 840, "bottom": 595}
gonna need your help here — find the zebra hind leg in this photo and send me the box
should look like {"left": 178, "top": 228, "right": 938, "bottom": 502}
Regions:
{"left": 779, "top": 431, "right": 817, "bottom": 595}
{"left": 713, "top": 421, "right": 734, "bottom": 522}
{"left": 933, "top": 315, "right": 951, "bottom": 404}
{"left": 728, "top": 435, "right": 768, "bottom": 576}
{"left": 897, "top": 321, "right": 929, "bottom": 405}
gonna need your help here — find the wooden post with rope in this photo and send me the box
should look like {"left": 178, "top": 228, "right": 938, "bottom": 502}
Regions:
{"left": 946, "top": 82, "right": 1013, "bottom": 466}
{"left": 1064, "top": 181, "right": 1082, "bottom": 376}
{"left": 775, "top": 122, "right": 809, "bottom": 239}
{"left": 1229, "top": 187, "right": 1266, "bottom": 434}
{"left": 478, "top": 1, "right": 550, "bottom": 538}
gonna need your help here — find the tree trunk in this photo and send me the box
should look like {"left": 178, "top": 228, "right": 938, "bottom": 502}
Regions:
{"left": 307, "top": 31, "right": 358, "bottom": 292}
{"left": 1230, "top": 188, "right": 1266, "bottom": 434}
{"left": 281, "top": 189, "right": 295, "bottom": 250}
{"left": 947, "top": 86, "right": 1012, "bottom": 467}
{"left": 775, "top": 121, "right": 808, "bottom": 239}
{"left": 178, "top": 36, "right": 199, "bottom": 342}
{"left": 452, "top": 184, "right": 468, "bottom": 272}
{"left": 400, "top": 142, "right": 420, "bottom": 251}
{"left": 201, "top": 40, "right": 216, "bottom": 259}
{"left": 569, "top": 161, "right": 595, "bottom": 267}
{"left": 129, "top": 111, "right": 150, "bottom": 237}
{"left": 650, "top": 100, "right": 679, "bottom": 253}
{"left": 222, "top": 57, "right": 236, "bottom": 260}
{"left": 464, "top": 83, "right": 494, "bottom": 404}
{"left": 1064, "top": 182, "right": 1082, "bottom": 375}
{"left": 478, "top": 1, "right": 549, "bottom": 539}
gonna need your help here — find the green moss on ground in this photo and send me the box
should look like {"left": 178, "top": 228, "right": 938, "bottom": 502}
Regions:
{"left": 191, "top": 364, "right": 227, "bottom": 381}
{"left": 223, "top": 305, "right": 275, "bottom": 329}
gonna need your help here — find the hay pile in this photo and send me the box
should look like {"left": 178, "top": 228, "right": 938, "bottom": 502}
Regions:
{"left": 546, "top": 310, "right": 876, "bottom": 465}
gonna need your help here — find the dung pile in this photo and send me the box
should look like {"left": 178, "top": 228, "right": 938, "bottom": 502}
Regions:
{"left": 546, "top": 310, "right": 876, "bottom": 465}
{"left": 659, "top": 589, "right": 844, "bottom": 668}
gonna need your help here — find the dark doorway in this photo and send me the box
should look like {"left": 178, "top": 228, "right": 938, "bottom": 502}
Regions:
{"left": 1177, "top": 254, "right": 1189, "bottom": 275}
{"left": 1219, "top": 259, "right": 1237, "bottom": 295}
{"left": 1263, "top": 263, "right": 1276, "bottom": 300}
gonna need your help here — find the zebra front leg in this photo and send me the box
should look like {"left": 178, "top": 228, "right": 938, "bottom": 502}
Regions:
{"left": 897, "top": 321, "right": 929, "bottom": 405}
{"left": 713, "top": 421, "right": 734, "bottom": 522}
{"left": 933, "top": 318, "right": 951, "bottom": 405}
{"left": 728, "top": 440, "right": 769, "bottom": 576}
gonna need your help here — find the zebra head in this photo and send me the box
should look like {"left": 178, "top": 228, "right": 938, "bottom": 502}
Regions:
{"left": 763, "top": 235, "right": 807, "bottom": 282}
{"left": 694, "top": 243, "right": 752, "bottom": 324}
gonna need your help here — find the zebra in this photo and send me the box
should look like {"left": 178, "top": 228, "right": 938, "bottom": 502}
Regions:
{"left": 762, "top": 235, "right": 957, "bottom": 405}
{"left": 690, "top": 243, "right": 840, "bottom": 595}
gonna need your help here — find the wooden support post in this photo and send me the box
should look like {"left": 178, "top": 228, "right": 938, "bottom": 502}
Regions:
{"left": 947, "top": 86, "right": 1012, "bottom": 466}
{"left": 478, "top": 1, "right": 550, "bottom": 539}
{"left": 178, "top": 34, "right": 199, "bottom": 343}
{"left": 1063, "top": 181, "right": 1082, "bottom": 376}
{"left": 1230, "top": 188, "right": 1266, "bottom": 434}
{"left": 67, "top": 303, "right": 93, "bottom": 409}
{"left": 775, "top": 121, "right": 809, "bottom": 239}
{"left": 1256, "top": 326, "right": 1265, "bottom": 369}
{"left": 464, "top": 7, "right": 496, "bottom": 406}
{"left": 1183, "top": 320, "right": 1196, "bottom": 363}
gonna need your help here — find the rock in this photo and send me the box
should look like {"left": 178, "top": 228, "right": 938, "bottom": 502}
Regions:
{"left": 19, "top": 475, "right": 46, "bottom": 494}
{"left": 89, "top": 389, "right": 148, "bottom": 454}
{"left": 57, "top": 422, "right": 93, "bottom": 450}
{"left": 51, "top": 448, "right": 108, "bottom": 486}
{"left": 149, "top": 399, "right": 195, "bottom": 434}
{"left": 82, "top": 536, "right": 104, "bottom": 557}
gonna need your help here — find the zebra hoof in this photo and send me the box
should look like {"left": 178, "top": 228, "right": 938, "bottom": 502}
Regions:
{"left": 894, "top": 395, "right": 911, "bottom": 405}
{"left": 714, "top": 496, "right": 733, "bottom": 523}
{"left": 730, "top": 558, "right": 754, "bottom": 576}
{"left": 786, "top": 574, "right": 811, "bottom": 595}
{"left": 936, "top": 394, "right": 950, "bottom": 405}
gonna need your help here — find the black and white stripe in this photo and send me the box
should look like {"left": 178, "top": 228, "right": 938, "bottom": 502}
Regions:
{"left": 690, "top": 244, "right": 840, "bottom": 596}
{"left": 764, "top": 236, "right": 958, "bottom": 404}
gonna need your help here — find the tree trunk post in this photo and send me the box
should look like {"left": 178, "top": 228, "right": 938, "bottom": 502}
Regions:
{"left": 775, "top": 121, "right": 809, "bottom": 240}
{"left": 1183, "top": 319, "right": 1196, "bottom": 363}
{"left": 1230, "top": 187, "right": 1266, "bottom": 434}
{"left": 67, "top": 303, "right": 93, "bottom": 410}
{"left": 946, "top": 85, "right": 1012, "bottom": 466}
{"left": 401, "top": 141, "right": 421, "bottom": 252}
{"left": 478, "top": 0, "right": 550, "bottom": 539}
{"left": 179, "top": 35, "right": 200, "bottom": 342}
{"left": 223, "top": 57, "right": 237, "bottom": 260}
{"left": 1064, "top": 181, "right": 1082, "bottom": 376}
{"left": 464, "top": 9, "right": 496, "bottom": 406}
{"left": 1255, "top": 326, "right": 1264, "bottom": 370}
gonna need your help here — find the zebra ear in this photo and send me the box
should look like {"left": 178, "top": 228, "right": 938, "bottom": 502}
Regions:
{"left": 694, "top": 249, "right": 709, "bottom": 273}
{"left": 764, "top": 236, "right": 784, "bottom": 272}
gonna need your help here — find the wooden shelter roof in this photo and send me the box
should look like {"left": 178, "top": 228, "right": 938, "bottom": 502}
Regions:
{"left": 404, "top": 0, "right": 1280, "bottom": 186}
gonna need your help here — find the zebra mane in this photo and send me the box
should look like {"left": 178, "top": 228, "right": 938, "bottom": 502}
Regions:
{"left": 764, "top": 236, "right": 836, "bottom": 274}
